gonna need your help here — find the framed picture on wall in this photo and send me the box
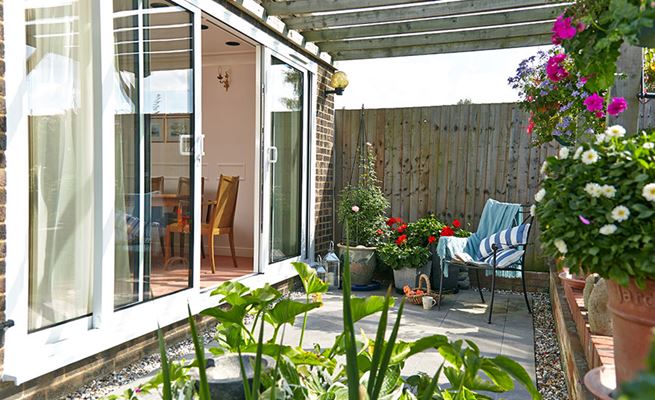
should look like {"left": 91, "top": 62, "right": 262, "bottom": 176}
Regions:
{"left": 166, "top": 115, "right": 190, "bottom": 143}
{"left": 150, "top": 115, "right": 165, "bottom": 142}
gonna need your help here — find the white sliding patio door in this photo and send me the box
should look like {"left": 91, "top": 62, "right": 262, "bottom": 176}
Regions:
{"left": 260, "top": 50, "right": 310, "bottom": 272}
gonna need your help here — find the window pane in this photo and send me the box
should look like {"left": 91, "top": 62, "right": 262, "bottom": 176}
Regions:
{"left": 114, "top": 0, "right": 194, "bottom": 307}
{"left": 269, "top": 58, "right": 303, "bottom": 263}
{"left": 27, "top": 0, "right": 94, "bottom": 331}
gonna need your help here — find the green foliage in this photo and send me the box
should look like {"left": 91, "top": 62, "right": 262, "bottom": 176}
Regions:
{"left": 377, "top": 242, "right": 431, "bottom": 270}
{"left": 337, "top": 143, "right": 390, "bottom": 246}
{"left": 407, "top": 214, "right": 445, "bottom": 247}
{"left": 106, "top": 261, "right": 540, "bottom": 400}
{"left": 535, "top": 129, "right": 655, "bottom": 286}
{"left": 561, "top": 0, "right": 655, "bottom": 92}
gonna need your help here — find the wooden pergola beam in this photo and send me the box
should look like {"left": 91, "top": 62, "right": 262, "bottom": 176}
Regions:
{"left": 262, "top": 0, "right": 434, "bottom": 16}
{"left": 283, "top": 0, "right": 570, "bottom": 30}
{"left": 331, "top": 34, "right": 552, "bottom": 60}
{"left": 303, "top": 5, "right": 567, "bottom": 42}
{"left": 318, "top": 21, "right": 553, "bottom": 53}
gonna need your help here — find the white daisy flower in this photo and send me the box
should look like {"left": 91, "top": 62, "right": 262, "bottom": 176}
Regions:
{"left": 605, "top": 125, "right": 626, "bottom": 138}
{"left": 581, "top": 149, "right": 599, "bottom": 165}
{"left": 599, "top": 224, "right": 618, "bottom": 235}
{"left": 611, "top": 205, "right": 630, "bottom": 222}
{"left": 530, "top": 204, "right": 536, "bottom": 217}
{"left": 558, "top": 147, "right": 570, "bottom": 159}
{"left": 595, "top": 134, "right": 607, "bottom": 144}
{"left": 643, "top": 183, "right": 655, "bottom": 202}
{"left": 554, "top": 239, "right": 568, "bottom": 254}
{"left": 584, "top": 183, "right": 602, "bottom": 198}
{"left": 644, "top": 142, "right": 655, "bottom": 150}
{"left": 600, "top": 185, "right": 616, "bottom": 199}
{"left": 540, "top": 161, "right": 548, "bottom": 176}
{"left": 534, "top": 188, "right": 546, "bottom": 203}
{"left": 573, "top": 146, "right": 583, "bottom": 159}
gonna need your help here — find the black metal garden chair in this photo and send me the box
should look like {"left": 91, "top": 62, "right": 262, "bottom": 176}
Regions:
{"left": 437, "top": 206, "right": 533, "bottom": 324}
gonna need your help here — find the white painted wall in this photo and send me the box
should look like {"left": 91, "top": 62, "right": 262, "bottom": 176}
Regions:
{"left": 150, "top": 52, "right": 256, "bottom": 257}
{"left": 202, "top": 54, "right": 256, "bottom": 257}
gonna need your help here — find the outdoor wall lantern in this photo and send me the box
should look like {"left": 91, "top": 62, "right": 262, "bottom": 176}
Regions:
{"left": 325, "top": 70, "right": 349, "bottom": 96}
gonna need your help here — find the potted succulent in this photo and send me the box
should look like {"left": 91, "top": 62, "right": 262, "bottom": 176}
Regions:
{"left": 554, "top": 0, "right": 655, "bottom": 92}
{"left": 534, "top": 126, "right": 655, "bottom": 384}
{"left": 337, "top": 143, "right": 389, "bottom": 286}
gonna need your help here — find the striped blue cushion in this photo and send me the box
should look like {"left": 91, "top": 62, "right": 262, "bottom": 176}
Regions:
{"left": 483, "top": 248, "right": 525, "bottom": 268}
{"left": 478, "top": 223, "right": 530, "bottom": 259}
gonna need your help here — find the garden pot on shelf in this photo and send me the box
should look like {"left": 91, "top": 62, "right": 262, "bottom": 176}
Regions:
{"left": 393, "top": 260, "right": 431, "bottom": 292}
{"left": 606, "top": 278, "right": 655, "bottom": 384}
{"left": 337, "top": 244, "right": 376, "bottom": 286}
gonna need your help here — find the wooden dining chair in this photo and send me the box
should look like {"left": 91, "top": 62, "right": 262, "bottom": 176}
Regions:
{"left": 164, "top": 175, "right": 239, "bottom": 273}
{"left": 203, "top": 175, "right": 239, "bottom": 272}
{"left": 151, "top": 176, "right": 165, "bottom": 193}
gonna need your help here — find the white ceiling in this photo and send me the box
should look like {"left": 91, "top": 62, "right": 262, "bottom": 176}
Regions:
{"left": 201, "top": 17, "right": 255, "bottom": 56}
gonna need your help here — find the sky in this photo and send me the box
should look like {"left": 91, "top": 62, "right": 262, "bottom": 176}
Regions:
{"left": 333, "top": 45, "right": 552, "bottom": 110}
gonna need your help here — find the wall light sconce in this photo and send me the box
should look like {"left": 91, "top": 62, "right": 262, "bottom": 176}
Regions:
{"left": 325, "top": 70, "right": 349, "bottom": 96}
{"left": 217, "top": 66, "right": 232, "bottom": 91}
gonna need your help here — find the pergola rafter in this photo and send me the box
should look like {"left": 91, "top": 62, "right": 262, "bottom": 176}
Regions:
{"left": 255, "top": 0, "right": 572, "bottom": 61}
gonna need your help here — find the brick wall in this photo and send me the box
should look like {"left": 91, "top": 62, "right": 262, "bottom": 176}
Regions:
{"left": 314, "top": 65, "right": 336, "bottom": 255}
{"left": 0, "top": 0, "right": 6, "bottom": 380}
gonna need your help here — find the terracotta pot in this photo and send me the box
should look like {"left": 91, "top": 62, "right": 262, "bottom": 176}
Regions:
{"left": 606, "top": 279, "right": 655, "bottom": 384}
{"left": 337, "top": 244, "right": 376, "bottom": 286}
{"left": 558, "top": 271, "right": 586, "bottom": 290}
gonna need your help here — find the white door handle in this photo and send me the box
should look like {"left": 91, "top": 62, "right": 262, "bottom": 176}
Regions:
{"left": 268, "top": 146, "right": 278, "bottom": 164}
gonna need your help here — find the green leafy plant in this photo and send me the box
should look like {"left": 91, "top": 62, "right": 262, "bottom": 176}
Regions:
{"left": 337, "top": 143, "right": 390, "bottom": 246}
{"left": 558, "top": 0, "right": 655, "bottom": 92}
{"left": 535, "top": 127, "right": 655, "bottom": 287}
{"left": 377, "top": 242, "right": 431, "bottom": 271}
{"left": 406, "top": 214, "right": 445, "bottom": 247}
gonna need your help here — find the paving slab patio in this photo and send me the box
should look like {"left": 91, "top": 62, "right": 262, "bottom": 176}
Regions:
{"left": 109, "top": 288, "right": 536, "bottom": 399}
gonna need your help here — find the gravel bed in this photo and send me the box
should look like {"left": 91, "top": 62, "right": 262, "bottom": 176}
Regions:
{"left": 531, "top": 291, "right": 568, "bottom": 400}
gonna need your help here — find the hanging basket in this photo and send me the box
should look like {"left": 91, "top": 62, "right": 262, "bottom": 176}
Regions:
{"left": 404, "top": 274, "right": 441, "bottom": 306}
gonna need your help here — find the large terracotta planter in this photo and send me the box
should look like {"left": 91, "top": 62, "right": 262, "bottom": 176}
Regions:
{"left": 606, "top": 279, "right": 655, "bottom": 384}
{"left": 337, "top": 244, "right": 376, "bottom": 286}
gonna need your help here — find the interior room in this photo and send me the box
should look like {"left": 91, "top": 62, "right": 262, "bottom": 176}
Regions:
{"left": 113, "top": 4, "right": 257, "bottom": 304}
{"left": 148, "top": 14, "right": 257, "bottom": 295}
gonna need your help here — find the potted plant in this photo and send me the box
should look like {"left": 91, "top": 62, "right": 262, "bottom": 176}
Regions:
{"left": 534, "top": 126, "right": 655, "bottom": 384}
{"left": 376, "top": 215, "right": 447, "bottom": 291}
{"left": 554, "top": 0, "right": 655, "bottom": 92}
{"left": 337, "top": 142, "right": 389, "bottom": 286}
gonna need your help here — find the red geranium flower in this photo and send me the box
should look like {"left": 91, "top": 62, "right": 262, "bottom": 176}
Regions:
{"left": 428, "top": 235, "right": 437, "bottom": 244}
{"left": 397, "top": 224, "right": 407, "bottom": 233}
{"left": 396, "top": 234, "right": 407, "bottom": 245}
{"left": 440, "top": 226, "right": 454, "bottom": 237}
{"left": 386, "top": 217, "right": 397, "bottom": 226}
{"left": 376, "top": 229, "right": 383, "bottom": 235}
{"left": 453, "top": 219, "right": 461, "bottom": 228}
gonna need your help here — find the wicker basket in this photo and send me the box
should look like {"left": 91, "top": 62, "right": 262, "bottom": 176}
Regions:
{"left": 404, "top": 274, "right": 441, "bottom": 305}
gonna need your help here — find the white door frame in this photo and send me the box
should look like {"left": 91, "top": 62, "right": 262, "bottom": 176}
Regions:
{"left": 2, "top": 0, "right": 318, "bottom": 384}
{"left": 259, "top": 48, "right": 314, "bottom": 276}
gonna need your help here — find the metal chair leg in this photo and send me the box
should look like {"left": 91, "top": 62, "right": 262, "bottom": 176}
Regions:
{"left": 488, "top": 266, "right": 497, "bottom": 324}
{"left": 438, "top": 260, "right": 445, "bottom": 310}
{"left": 475, "top": 268, "right": 485, "bottom": 303}
{"left": 521, "top": 267, "right": 532, "bottom": 314}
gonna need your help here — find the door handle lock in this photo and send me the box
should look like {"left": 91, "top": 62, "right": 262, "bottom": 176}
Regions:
{"left": 268, "top": 146, "right": 278, "bottom": 164}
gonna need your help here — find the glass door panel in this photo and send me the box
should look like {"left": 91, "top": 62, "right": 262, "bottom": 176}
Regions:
{"left": 113, "top": 0, "right": 196, "bottom": 308}
{"left": 264, "top": 55, "right": 307, "bottom": 266}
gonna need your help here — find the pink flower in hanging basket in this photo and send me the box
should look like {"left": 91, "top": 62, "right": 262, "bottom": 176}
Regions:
{"left": 583, "top": 93, "right": 604, "bottom": 112}
{"left": 607, "top": 97, "right": 627, "bottom": 116}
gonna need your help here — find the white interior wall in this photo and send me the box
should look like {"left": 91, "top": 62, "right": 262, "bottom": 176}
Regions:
{"left": 201, "top": 53, "right": 256, "bottom": 257}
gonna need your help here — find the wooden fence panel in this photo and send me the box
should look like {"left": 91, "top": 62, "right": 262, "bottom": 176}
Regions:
{"left": 335, "top": 102, "right": 655, "bottom": 271}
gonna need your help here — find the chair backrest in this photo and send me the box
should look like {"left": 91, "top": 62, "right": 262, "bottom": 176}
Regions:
{"left": 210, "top": 175, "right": 239, "bottom": 229}
{"left": 151, "top": 176, "right": 165, "bottom": 193}
{"left": 177, "top": 177, "right": 191, "bottom": 196}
